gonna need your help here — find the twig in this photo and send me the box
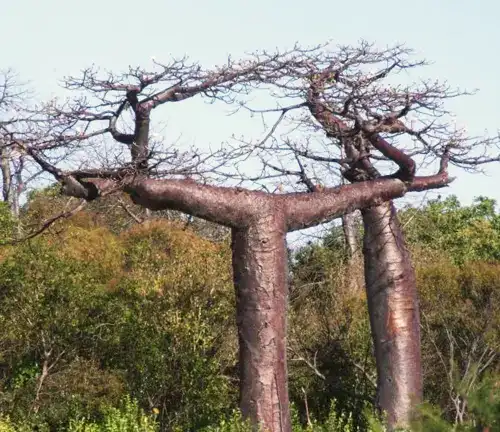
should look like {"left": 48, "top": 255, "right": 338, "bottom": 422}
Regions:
{"left": 3, "top": 199, "right": 87, "bottom": 244}
{"left": 118, "top": 197, "right": 144, "bottom": 224}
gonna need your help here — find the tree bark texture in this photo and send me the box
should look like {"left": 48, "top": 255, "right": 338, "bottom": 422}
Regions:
{"left": 232, "top": 215, "right": 290, "bottom": 432}
{"left": 305, "top": 80, "right": 431, "bottom": 428}
{"left": 361, "top": 202, "right": 422, "bottom": 429}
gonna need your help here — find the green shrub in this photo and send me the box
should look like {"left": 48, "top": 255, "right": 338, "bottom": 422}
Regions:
{"left": 68, "top": 397, "right": 158, "bottom": 432}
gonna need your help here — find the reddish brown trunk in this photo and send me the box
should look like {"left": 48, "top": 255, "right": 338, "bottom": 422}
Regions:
{"left": 361, "top": 201, "right": 422, "bottom": 429}
{"left": 231, "top": 215, "right": 291, "bottom": 432}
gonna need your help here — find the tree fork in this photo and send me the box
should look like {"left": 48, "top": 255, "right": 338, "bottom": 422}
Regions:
{"left": 23, "top": 53, "right": 457, "bottom": 431}
{"left": 19, "top": 167, "right": 449, "bottom": 432}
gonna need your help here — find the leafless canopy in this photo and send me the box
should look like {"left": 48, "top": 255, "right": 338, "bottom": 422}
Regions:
{"left": 0, "top": 70, "right": 45, "bottom": 219}
{"left": 5, "top": 41, "right": 498, "bottom": 229}
{"left": 227, "top": 42, "right": 499, "bottom": 191}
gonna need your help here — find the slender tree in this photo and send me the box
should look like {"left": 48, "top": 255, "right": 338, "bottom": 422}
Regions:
{"left": 16, "top": 45, "right": 455, "bottom": 431}
{"left": 0, "top": 70, "right": 48, "bottom": 239}
{"left": 341, "top": 210, "right": 362, "bottom": 291}
{"left": 0, "top": 70, "right": 30, "bottom": 220}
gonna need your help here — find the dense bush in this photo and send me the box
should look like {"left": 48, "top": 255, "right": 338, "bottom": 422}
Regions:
{"left": 0, "top": 209, "right": 236, "bottom": 430}
{"left": 0, "top": 194, "right": 498, "bottom": 430}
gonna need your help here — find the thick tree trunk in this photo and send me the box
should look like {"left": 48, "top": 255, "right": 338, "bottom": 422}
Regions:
{"left": 231, "top": 215, "right": 291, "bottom": 432}
{"left": 361, "top": 201, "right": 422, "bottom": 429}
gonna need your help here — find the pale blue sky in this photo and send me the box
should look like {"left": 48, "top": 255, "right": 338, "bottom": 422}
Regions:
{"left": 2, "top": 0, "right": 499, "bottom": 206}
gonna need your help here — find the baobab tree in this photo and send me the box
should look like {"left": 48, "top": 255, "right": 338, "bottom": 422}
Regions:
{"left": 305, "top": 77, "right": 429, "bottom": 429}
{"left": 238, "top": 43, "right": 499, "bottom": 429}
{"left": 16, "top": 44, "right": 457, "bottom": 431}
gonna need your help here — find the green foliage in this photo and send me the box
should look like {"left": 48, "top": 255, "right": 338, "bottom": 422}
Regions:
{"left": 0, "top": 201, "right": 15, "bottom": 243}
{"left": 292, "top": 225, "right": 350, "bottom": 285}
{"left": 290, "top": 196, "right": 500, "bottom": 429}
{"left": 111, "top": 221, "right": 236, "bottom": 430}
{"left": 199, "top": 402, "right": 388, "bottom": 432}
{"left": 0, "top": 216, "right": 236, "bottom": 431}
{"left": 197, "top": 403, "right": 363, "bottom": 432}
{"left": 297, "top": 400, "right": 363, "bottom": 431}
{"left": 465, "top": 373, "right": 500, "bottom": 431}
{"left": 1, "top": 191, "right": 499, "bottom": 431}
{"left": 287, "top": 282, "right": 375, "bottom": 429}
{"left": 410, "top": 378, "right": 500, "bottom": 432}
{"left": 416, "top": 258, "right": 500, "bottom": 421}
{"left": 68, "top": 397, "right": 159, "bottom": 432}
{"left": 0, "top": 236, "right": 126, "bottom": 428}
{"left": 289, "top": 228, "right": 376, "bottom": 429}
{"left": 199, "top": 410, "right": 253, "bottom": 432}
{"left": 401, "top": 196, "right": 500, "bottom": 263}
{"left": 0, "top": 397, "right": 160, "bottom": 432}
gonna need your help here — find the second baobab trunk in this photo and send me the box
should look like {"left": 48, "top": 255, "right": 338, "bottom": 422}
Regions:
{"left": 362, "top": 202, "right": 422, "bottom": 429}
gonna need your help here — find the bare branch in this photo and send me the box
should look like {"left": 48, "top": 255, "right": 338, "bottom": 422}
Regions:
{"left": 4, "top": 199, "right": 87, "bottom": 244}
